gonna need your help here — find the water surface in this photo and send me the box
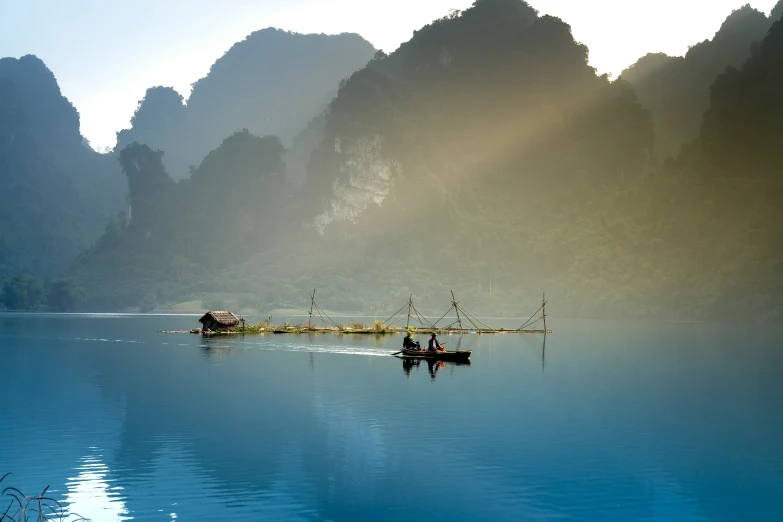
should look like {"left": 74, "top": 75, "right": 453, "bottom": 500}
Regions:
{"left": 1, "top": 314, "right": 781, "bottom": 521}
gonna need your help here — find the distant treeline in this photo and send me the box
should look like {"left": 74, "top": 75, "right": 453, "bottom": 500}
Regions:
{"left": 0, "top": 276, "right": 86, "bottom": 312}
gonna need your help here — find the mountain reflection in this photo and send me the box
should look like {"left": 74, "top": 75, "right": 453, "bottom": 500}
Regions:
{"left": 79, "top": 331, "right": 406, "bottom": 520}
{"left": 2, "top": 315, "right": 782, "bottom": 521}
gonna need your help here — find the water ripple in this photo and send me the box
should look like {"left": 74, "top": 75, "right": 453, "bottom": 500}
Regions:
{"left": 1, "top": 316, "right": 781, "bottom": 521}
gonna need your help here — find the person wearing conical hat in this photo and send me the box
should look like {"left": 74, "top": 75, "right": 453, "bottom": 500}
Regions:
{"left": 403, "top": 331, "right": 420, "bottom": 350}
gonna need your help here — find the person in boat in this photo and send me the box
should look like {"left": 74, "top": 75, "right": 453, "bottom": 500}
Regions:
{"left": 428, "top": 333, "right": 444, "bottom": 352}
{"left": 403, "top": 332, "right": 420, "bottom": 350}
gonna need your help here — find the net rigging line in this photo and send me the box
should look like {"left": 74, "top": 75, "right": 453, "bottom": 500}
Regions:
{"left": 517, "top": 302, "right": 544, "bottom": 330}
{"left": 429, "top": 305, "right": 456, "bottom": 328}
{"left": 310, "top": 308, "right": 330, "bottom": 328}
{"left": 277, "top": 310, "right": 308, "bottom": 327}
{"left": 460, "top": 310, "right": 485, "bottom": 332}
{"left": 312, "top": 301, "right": 339, "bottom": 328}
{"left": 392, "top": 312, "right": 412, "bottom": 328}
{"left": 519, "top": 316, "right": 543, "bottom": 330}
{"left": 382, "top": 303, "right": 409, "bottom": 327}
{"left": 455, "top": 303, "right": 495, "bottom": 331}
{"left": 463, "top": 312, "right": 488, "bottom": 332}
{"left": 442, "top": 320, "right": 460, "bottom": 329}
{"left": 412, "top": 304, "right": 436, "bottom": 328}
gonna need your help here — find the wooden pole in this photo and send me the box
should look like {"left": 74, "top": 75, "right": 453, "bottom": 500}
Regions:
{"left": 542, "top": 292, "right": 547, "bottom": 334}
{"left": 451, "top": 290, "right": 462, "bottom": 330}
{"left": 406, "top": 294, "right": 412, "bottom": 329}
{"left": 308, "top": 289, "right": 315, "bottom": 328}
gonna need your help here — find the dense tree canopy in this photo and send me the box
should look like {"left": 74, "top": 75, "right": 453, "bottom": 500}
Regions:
{"left": 771, "top": 0, "right": 783, "bottom": 23}
{"left": 74, "top": 130, "right": 293, "bottom": 308}
{"left": 119, "top": 142, "right": 174, "bottom": 227}
{"left": 701, "top": 15, "right": 783, "bottom": 173}
{"left": 0, "top": 30, "right": 373, "bottom": 293}
{"left": 0, "top": 276, "right": 46, "bottom": 310}
{"left": 0, "top": 275, "right": 85, "bottom": 311}
{"left": 0, "top": 56, "right": 124, "bottom": 280}
{"left": 620, "top": 4, "right": 776, "bottom": 158}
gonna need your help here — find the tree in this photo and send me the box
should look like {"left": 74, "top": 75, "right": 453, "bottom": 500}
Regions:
{"left": 701, "top": 12, "right": 783, "bottom": 172}
{"left": 0, "top": 56, "right": 125, "bottom": 281}
{"left": 118, "top": 142, "right": 174, "bottom": 227}
{"left": 773, "top": 1, "right": 783, "bottom": 23}
{"left": 0, "top": 276, "right": 46, "bottom": 310}
{"left": 47, "top": 278, "right": 87, "bottom": 312}
{"left": 620, "top": 4, "right": 773, "bottom": 158}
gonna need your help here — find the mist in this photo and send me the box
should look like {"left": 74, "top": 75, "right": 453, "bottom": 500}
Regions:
{"left": 2, "top": 0, "right": 783, "bottom": 322}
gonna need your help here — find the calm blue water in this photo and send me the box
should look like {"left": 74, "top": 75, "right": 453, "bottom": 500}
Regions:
{"left": 0, "top": 314, "right": 781, "bottom": 521}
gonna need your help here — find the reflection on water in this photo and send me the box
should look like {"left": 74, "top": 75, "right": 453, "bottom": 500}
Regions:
{"left": 1, "top": 314, "right": 782, "bottom": 521}
{"left": 65, "top": 452, "right": 130, "bottom": 521}
{"left": 400, "top": 358, "right": 473, "bottom": 380}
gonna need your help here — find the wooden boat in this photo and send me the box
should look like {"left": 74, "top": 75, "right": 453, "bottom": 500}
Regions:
{"left": 398, "top": 349, "right": 472, "bottom": 361}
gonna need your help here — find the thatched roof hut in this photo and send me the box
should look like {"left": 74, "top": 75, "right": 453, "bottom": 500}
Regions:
{"left": 198, "top": 311, "right": 239, "bottom": 331}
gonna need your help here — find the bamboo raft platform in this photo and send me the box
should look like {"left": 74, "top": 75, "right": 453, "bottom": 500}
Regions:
{"left": 158, "top": 290, "right": 552, "bottom": 335}
{"left": 157, "top": 326, "right": 551, "bottom": 335}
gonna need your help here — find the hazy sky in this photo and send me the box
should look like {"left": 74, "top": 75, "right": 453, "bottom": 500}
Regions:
{"left": 1, "top": 0, "right": 779, "bottom": 150}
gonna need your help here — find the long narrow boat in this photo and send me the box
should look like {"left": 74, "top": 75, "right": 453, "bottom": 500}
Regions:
{"left": 397, "top": 349, "right": 472, "bottom": 361}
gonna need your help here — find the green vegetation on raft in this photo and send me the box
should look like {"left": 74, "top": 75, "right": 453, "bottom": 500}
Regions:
{"left": 221, "top": 318, "right": 400, "bottom": 334}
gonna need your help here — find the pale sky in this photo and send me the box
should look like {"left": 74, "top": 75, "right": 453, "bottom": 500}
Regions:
{"left": 1, "top": 0, "right": 779, "bottom": 150}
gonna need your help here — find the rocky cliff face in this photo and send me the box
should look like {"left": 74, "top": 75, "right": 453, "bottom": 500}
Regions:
{"left": 313, "top": 135, "right": 399, "bottom": 233}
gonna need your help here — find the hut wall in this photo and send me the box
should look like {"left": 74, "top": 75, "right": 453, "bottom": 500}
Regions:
{"left": 200, "top": 318, "right": 216, "bottom": 330}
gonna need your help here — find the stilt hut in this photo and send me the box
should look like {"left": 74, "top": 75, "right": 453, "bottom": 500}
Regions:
{"left": 198, "top": 311, "right": 240, "bottom": 332}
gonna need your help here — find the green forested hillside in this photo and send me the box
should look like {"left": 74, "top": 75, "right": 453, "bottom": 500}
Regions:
{"left": 0, "top": 30, "right": 375, "bottom": 309}
{"left": 0, "top": 55, "right": 124, "bottom": 281}
{"left": 68, "top": 0, "right": 783, "bottom": 320}
{"left": 620, "top": 3, "right": 780, "bottom": 158}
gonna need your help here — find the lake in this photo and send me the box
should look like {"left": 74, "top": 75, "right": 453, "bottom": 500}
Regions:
{"left": 0, "top": 314, "right": 781, "bottom": 521}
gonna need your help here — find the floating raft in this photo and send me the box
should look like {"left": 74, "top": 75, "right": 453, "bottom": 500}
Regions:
{"left": 268, "top": 326, "right": 550, "bottom": 334}
{"left": 156, "top": 326, "right": 552, "bottom": 335}
{"left": 157, "top": 289, "right": 553, "bottom": 335}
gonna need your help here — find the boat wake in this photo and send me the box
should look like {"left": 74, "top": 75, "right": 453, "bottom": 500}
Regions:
{"left": 230, "top": 339, "right": 391, "bottom": 357}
